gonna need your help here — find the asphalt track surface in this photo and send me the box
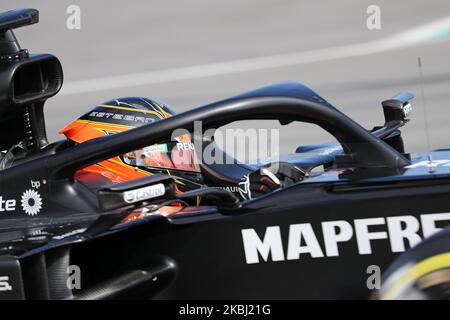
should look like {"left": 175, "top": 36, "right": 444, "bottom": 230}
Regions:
{"left": 3, "top": 1, "right": 450, "bottom": 160}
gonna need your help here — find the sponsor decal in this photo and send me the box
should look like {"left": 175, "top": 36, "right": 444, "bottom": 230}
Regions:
{"left": 30, "top": 180, "right": 41, "bottom": 188}
{"left": 143, "top": 144, "right": 168, "bottom": 155}
{"left": 402, "top": 103, "right": 412, "bottom": 118}
{"left": 219, "top": 185, "right": 241, "bottom": 193}
{"left": 238, "top": 176, "right": 251, "bottom": 200}
{"left": 217, "top": 176, "right": 252, "bottom": 200}
{"left": 0, "top": 180, "right": 44, "bottom": 216}
{"left": 0, "top": 196, "right": 16, "bottom": 212}
{"left": 241, "top": 213, "right": 450, "bottom": 264}
{"left": 123, "top": 183, "right": 166, "bottom": 203}
{"left": 176, "top": 142, "right": 195, "bottom": 151}
{"left": 21, "top": 189, "right": 43, "bottom": 216}
{"left": 88, "top": 111, "right": 155, "bottom": 124}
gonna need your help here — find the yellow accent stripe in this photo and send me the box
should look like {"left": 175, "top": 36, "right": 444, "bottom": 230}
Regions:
{"left": 99, "top": 104, "right": 164, "bottom": 119}
{"left": 153, "top": 102, "right": 172, "bottom": 118}
{"left": 95, "top": 162, "right": 125, "bottom": 176}
{"left": 382, "top": 252, "right": 450, "bottom": 299}
{"left": 75, "top": 119, "right": 135, "bottom": 130}
{"left": 164, "top": 169, "right": 186, "bottom": 186}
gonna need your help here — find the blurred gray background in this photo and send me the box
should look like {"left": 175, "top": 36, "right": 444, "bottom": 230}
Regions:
{"left": 2, "top": 1, "right": 450, "bottom": 158}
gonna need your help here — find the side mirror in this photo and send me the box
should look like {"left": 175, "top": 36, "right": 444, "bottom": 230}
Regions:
{"left": 97, "top": 174, "right": 176, "bottom": 211}
{"left": 382, "top": 92, "right": 414, "bottom": 123}
{"left": 0, "top": 8, "right": 63, "bottom": 150}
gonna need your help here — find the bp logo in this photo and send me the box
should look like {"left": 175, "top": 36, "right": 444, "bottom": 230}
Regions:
{"left": 21, "top": 189, "right": 43, "bottom": 216}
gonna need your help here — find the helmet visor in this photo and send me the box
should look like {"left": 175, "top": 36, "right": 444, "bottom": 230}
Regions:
{"left": 122, "top": 138, "right": 200, "bottom": 173}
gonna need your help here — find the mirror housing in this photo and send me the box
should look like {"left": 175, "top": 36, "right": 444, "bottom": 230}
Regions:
{"left": 382, "top": 92, "right": 413, "bottom": 123}
{"left": 0, "top": 9, "right": 63, "bottom": 150}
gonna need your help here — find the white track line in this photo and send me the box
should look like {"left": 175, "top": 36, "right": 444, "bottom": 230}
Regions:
{"left": 61, "top": 17, "right": 450, "bottom": 96}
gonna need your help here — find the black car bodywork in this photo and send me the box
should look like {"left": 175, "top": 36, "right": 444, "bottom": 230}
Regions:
{"left": 0, "top": 8, "right": 449, "bottom": 300}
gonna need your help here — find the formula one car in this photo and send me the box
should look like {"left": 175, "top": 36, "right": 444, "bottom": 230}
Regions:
{"left": 0, "top": 8, "right": 449, "bottom": 300}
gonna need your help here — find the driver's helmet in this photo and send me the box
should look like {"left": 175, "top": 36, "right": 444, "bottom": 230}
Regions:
{"left": 59, "top": 97, "right": 203, "bottom": 192}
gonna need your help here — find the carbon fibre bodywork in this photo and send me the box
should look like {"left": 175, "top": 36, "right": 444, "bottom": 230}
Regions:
{"left": 0, "top": 8, "right": 449, "bottom": 300}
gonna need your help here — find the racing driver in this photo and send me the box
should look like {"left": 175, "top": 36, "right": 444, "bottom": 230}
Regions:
{"left": 60, "top": 97, "right": 307, "bottom": 203}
